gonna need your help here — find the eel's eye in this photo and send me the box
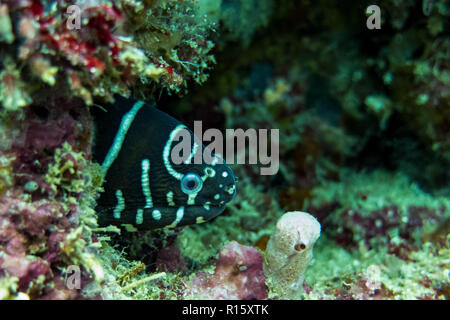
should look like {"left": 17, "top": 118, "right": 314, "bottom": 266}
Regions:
{"left": 181, "top": 173, "right": 203, "bottom": 194}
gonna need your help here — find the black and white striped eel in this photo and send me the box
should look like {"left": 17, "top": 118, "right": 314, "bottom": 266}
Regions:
{"left": 92, "top": 95, "right": 236, "bottom": 232}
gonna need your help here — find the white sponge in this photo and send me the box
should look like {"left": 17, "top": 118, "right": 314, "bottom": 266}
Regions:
{"left": 264, "top": 211, "right": 321, "bottom": 299}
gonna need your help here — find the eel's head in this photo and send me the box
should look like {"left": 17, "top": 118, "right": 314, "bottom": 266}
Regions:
{"left": 94, "top": 97, "right": 237, "bottom": 231}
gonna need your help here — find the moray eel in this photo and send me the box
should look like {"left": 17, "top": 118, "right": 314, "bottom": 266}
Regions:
{"left": 92, "top": 95, "right": 236, "bottom": 231}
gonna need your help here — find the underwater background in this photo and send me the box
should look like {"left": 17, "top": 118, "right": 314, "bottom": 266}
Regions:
{"left": 0, "top": 0, "right": 449, "bottom": 300}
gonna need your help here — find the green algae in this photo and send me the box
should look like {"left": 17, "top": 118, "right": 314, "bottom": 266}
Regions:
{"left": 305, "top": 236, "right": 450, "bottom": 299}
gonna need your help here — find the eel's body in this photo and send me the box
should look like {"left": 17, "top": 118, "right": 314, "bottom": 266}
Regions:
{"left": 92, "top": 95, "right": 236, "bottom": 231}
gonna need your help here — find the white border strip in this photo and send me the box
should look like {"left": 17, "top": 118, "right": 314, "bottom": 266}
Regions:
{"left": 101, "top": 101, "right": 145, "bottom": 175}
{"left": 141, "top": 159, "right": 153, "bottom": 208}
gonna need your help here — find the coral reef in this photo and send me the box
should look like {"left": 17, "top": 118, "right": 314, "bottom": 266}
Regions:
{"left": 0, "top": 0, "right": 223, "bottom": 300}
{"left": 1, "top": 0, "right": 449, "bottom": 301}
{"left": 167, "top": 0, "right": 450, "bottom": 301}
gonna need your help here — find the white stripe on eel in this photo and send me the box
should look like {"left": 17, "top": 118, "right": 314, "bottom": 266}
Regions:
{"left": 187, "top": 192, "right": 197, "bottom": 205}
{"left": 136, "top": 209, "right": 144, "bottom": 224}
{"left": 113, "top": 189, "right": 125, "bottom": 219}
{"left": 211, "top": 153, "right": 223, "bottom": 166}
{"left": 201, "top": 167, "right": 216, "bottom": 182}
{"left": 196, "top": 216, "right": 206, "bottom": 224}
{"left": 163, "top": 124, "right": 187, "bottom": 180}
{"left": 141, "top": 159, "right": 153, "bottom": 208}
{"left": 166, "top": 206, "right": 184, "bottom": 228}
{"left": 184, "top": 142, "right": 199, "bottom": 164}
{"left": 166, "top": 191, "right": 175, "bottom": 206}
{"left": 101, "top": 100, "right": 145, "bottom": 175}
{"left": 225, "top": 185, "right": 236, "bottom": 195}
{"left": 152, "top": 209, "right": 162, "bottom": 220}
{"left": 121, "top": 224, "right": 138, "bottom": 232}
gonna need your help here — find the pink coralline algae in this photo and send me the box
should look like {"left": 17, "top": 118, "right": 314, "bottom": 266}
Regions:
{"left": 10, "top": 96, "right": 93, "bottom": 196}
{"left": 185, "top": 241, "right": 267, "bottom": 300}
{"left": 0, "top": 194, "right": 99, "bottom": 299}
{"left": 156, "top": 244, "right": 187, "bottom": 275}
{"left": 0, "top": 93, "right": 102, "bottom": 299}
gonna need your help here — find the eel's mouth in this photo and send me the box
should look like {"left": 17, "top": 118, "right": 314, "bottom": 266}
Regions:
{"left": 181, "top": 204, "right": 227, "bottom": 224}
{"left": 96, "top": 202, "right": 229, "bottom": 230}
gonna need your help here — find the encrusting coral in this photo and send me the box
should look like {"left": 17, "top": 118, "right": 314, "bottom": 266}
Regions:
{"left": 184, "top": 241, "right": 268, "bottom": 300}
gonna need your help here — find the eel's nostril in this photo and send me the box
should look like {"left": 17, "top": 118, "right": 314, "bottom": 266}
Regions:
{"left": 224, "top": 184, "right": 237, "bottom": 199}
